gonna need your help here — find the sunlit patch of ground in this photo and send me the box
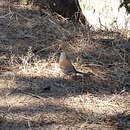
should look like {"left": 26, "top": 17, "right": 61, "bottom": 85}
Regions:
{"left": 64, "top": 94, "right": 128, "bottom": 117}
{"left": 18, "top": 61, "right": 62, "bottom": 78}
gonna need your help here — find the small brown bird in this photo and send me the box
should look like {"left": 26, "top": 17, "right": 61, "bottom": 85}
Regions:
{"left": 59, "top": 51, "right": 89, "bottom": 77}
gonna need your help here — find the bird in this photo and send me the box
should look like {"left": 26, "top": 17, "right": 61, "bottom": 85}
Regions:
{"left": 59, "top": 51, "right": 89, "bottom": 77}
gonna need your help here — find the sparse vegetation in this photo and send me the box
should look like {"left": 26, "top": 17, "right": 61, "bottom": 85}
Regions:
{"left": 0, "top": 1, "right": 129, "bottom": 130}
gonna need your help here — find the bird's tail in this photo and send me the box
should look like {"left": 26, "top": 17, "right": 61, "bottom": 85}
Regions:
{"left": 76, "top": 71, "right": 89, "bottom": 77}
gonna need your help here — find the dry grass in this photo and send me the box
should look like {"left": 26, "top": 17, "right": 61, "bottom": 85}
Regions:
{"left": 0, "top": 1, "right": 129, "bottom": 130}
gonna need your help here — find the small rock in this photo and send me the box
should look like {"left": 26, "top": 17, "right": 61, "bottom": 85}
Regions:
{"left": 49, "top": 0, "right": 78, "bottom": 18}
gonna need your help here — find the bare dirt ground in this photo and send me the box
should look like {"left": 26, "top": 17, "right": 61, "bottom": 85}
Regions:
{"left": 0, "top": 1, "right": 130, "bottom": 130}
